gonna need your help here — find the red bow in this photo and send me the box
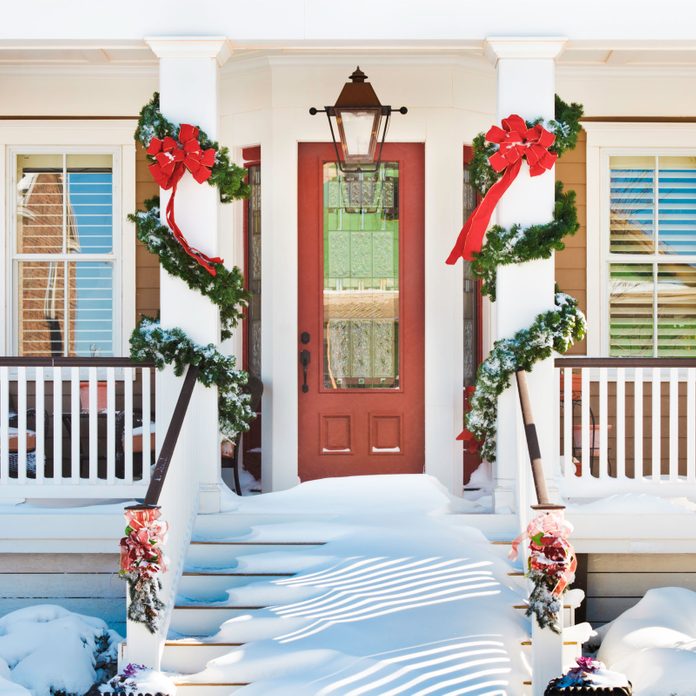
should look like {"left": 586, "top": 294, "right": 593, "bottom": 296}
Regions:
{"left": 446, "top": 114, "right": 557, "bottom": 264}
{"left": 147, "top": 124, "right": 223, "bottom": 276}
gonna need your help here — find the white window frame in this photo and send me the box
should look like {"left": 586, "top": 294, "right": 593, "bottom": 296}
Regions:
{"left": 585, "top": 122, "right": 696, "bottom": 357}
{"left": 0, "top": 121, "right": 136, "bottom": 357}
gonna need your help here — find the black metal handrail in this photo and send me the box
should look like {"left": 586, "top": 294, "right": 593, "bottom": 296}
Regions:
{"left": 132, "top": 365, "right": 200, "bottom": 508}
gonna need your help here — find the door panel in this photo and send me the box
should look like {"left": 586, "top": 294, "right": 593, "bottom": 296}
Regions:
{"left": 298, "top": 143, "right": 424, "bottom": 480}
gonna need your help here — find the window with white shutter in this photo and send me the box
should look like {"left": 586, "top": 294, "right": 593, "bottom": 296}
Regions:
{"left": 609, "top": 155, "right": 696, "bottom": 357}
{"left": 11, "top": 151, "right": 119, "bottom": 357}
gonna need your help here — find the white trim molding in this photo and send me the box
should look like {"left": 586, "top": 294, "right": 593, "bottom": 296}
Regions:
{"left": 584, "top": 121, "right": 696, "bottom": 358}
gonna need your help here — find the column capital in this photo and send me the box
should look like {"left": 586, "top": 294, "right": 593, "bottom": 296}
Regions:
{"left": 145, "top": 36, "right": 231, "bottom": 66}
{"left": 484, "top": 36, "right": 567, "bottom": 64}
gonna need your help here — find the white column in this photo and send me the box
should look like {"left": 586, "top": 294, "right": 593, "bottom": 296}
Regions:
{"left": 425, "top": 110, "right": 464, "bottom": 493}
{"left": 260, "top": 109, "right": 300, "bottom": 493}
{"left": 487, "top": 36, "right": 567, "bottom": 696}
{"left": 146, "top": 37, "right": 231, "bottom": 513}
{"left": 486, "top": 37, "right": 566, "bottom": 514}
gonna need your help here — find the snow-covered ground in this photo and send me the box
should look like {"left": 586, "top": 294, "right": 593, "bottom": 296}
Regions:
{"left": 184, "top": 475, "right": 529, "bottom": 695}
{"left": 599, "top": 587, "right": 696, "bottom": 696}
{"left": 0, "top": 605, "right": 120, "bottom": 695}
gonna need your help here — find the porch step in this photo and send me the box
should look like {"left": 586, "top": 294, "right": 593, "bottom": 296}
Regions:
{"left": 178, "top": 572, "right": 295, "bottom": 602}
{"left": 163, "top": 641, "right": 244, "bottom": 673}
{"left": 170, "top": 604, "right": 265, "bottom": 637}
{"left": 173, "top": 682, "right": 249, "bottom": 695}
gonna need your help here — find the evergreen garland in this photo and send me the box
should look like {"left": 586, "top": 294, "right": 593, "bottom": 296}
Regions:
{"left": 462, "top": 95, "right": 586, "bottom": 462}
{"left": 135, "top": 92, "right": 249, "bottom": 203}
{"left": 471, "top": 182, "right": 579, "bottom": 301}
{"left": 129, "top": 198, "right": 249, "bottom": 341}
{"left": 467, "top": 293, "right": 586, "bottom": 463}
{"left": 130, "top": 319, "right": 253, "bottom": 440}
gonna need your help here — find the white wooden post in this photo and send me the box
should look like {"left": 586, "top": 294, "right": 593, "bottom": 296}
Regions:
{"left": 146, "top": 36, "right": 231, "bottom": 514}
{"left": 485, "top": 37, "right": 565, "bottom": 514}
{"left": 123, "top": 36, "right": 231, "bottom": 670}
{"left": 424, "top": 111, "right": 465, "bottom": 494}
{"left": 486, "top": 37, "right": 566, "bottom": 695}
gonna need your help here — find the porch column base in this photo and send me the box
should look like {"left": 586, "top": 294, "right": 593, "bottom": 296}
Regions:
{"left": 199, "top": 481, "right": 229, "bottom": 514}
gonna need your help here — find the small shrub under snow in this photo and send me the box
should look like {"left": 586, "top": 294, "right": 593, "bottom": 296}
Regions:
{"left": 0, "top": 605, "right": 120, "bottom": 695}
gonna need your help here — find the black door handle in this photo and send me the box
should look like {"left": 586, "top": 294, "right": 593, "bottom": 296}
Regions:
{"left": 300, "top": 349, "right": 311, "bottom": 393}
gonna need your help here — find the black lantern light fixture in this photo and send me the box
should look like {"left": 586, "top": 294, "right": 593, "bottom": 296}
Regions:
{"left": 310, "top": 66, "right": 407, "bottom": 172}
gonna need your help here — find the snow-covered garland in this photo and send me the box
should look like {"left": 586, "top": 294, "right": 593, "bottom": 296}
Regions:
{"left": 121, "top": 96, "right": 252, "bottom": 632}
{"left": 468, "top": 97, "right": 583, "bottom": 299}
{"left": 467, "top": 292, "right": 585, "bottom": 463}
{"left": 129, "top": 198, "right": 248, "bottom": 341}
{"left": 135, "top": 92, "right": 249, "bottom": 205}
{"left": 119, "top": 507, "right": 167, "bottom": 634}
{"left": 130, "top": 319, "right": 253, "bottom": 441}
{"left": 460, "top": 96, "right": 586, "bottom": 461}
{"left": 510, "top": 512, "right": 577, "bottom": 634}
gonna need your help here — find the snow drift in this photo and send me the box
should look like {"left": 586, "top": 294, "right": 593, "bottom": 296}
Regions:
{"left": 599, "top": 587, "right": 696, "bottom": 696}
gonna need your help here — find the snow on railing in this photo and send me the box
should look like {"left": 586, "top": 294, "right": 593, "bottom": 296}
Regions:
{"left": 0, "top": 357, "right": 155, "bottom": 499}
{"left": 556, "top": 357, "right": 696, "bottom": 497}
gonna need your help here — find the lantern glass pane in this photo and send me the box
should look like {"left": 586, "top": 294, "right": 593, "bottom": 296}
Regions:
{"left": 337, "top": 109, "right": 380, "bottom": 162}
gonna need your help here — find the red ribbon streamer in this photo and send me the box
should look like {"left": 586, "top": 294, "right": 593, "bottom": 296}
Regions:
{"left": 147, "top": 123, "right": 223, "bottom": 276}
{"left": 446, "top": 114, "right": 557, "bottom": 264}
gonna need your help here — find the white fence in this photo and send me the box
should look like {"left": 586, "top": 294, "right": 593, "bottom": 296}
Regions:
{"left": 556, "top": 358, "right": 696, "bottom": 497}
{"left": 0, "top": 358, "right": 155, "bottom": 499}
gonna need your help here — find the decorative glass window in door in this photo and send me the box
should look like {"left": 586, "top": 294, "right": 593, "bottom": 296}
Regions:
{"left": 14, "top": 153, "right": 116, "bottom": 356}
{"left": 322, "top": 163, "right": 400, "bottom": 389}
{"left": 246, "top": 163, "right": 262, "bottom": 378}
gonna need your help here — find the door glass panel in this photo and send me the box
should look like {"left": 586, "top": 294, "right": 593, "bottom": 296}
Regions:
{"left": 322, "top": 162, "right": 400, "bottom": 389}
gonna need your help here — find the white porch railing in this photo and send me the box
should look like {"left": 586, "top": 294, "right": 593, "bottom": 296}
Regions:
{"left": 556, "top": 357, "right": 696, "bottom": 497}
{"left": 0, "top": 357, "right": 155, "bottom": 499}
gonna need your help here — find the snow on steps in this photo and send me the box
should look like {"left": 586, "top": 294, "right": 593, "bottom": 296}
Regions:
{"left": 158, "top": 477, "right": 531, "bottom": 693}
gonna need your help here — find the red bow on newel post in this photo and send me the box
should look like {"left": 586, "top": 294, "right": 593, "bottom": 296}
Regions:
{"left": 147, "top": 123, "right": 223, "bottom": 276}
{"left": 446, "top": 114, "right": 557, "bottom": 264}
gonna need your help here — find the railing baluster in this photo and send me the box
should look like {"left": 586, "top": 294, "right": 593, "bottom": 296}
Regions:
{"left": 669, "top": 367, "right": 679, "bottom": 481}
{"left": 17, "top": 366, "right": 27, "bottom": 483}
{"left": 599, "top": 367, "right": 608, "bottom": 479}
{"left": 106, "top": 368, "right": 116, "bottom": 485}
{"left": 53, "top": 366, "right": 62, "bottom": 484}
{"left": 88, "top": 366, "right": 98, "bottom": 483}
{"left": 0, "top": 366, "right": 8, "bottom": 481}
{"left": 652, "top": 367, "right": 661, "bottom": 482}
{"left": 581, "top": 368, "right": 590, "bottom": 478}
{"left": 563, "top": 367, "right": 572, "bottom": 479}
{"left": 634, "top": 368, "right": 643, "bottom": 479}
{"left": 616, "top": 367, "right": 626, "bottom": 479}
{"left": 35, "top": 367, "right": 45, "bottom": 483}
{"left": 71, "top": 367, "right": 80, "bottom": 483}
{"left": 688, "top": 368, "right": 696, "bottom": 483}
{"left": 141, "top": 367, "right": 151, "bottom": 483}
{"left": 124, "top": 367, "right": 134, "bottom": 485}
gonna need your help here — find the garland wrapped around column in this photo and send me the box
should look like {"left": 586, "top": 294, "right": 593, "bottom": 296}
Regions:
{"left": 121, "top": 94, "right": 253, "bottom": 632}
{"left": 449, "top": 95, "right": 587, "bottom": 463}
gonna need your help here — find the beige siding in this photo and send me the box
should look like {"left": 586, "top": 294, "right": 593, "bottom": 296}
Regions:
{"left": 0, "top": 553, "right": 125, "bottom": 635}
{"left": 555, "top": 129, "right": 587, "bottom": 355}
{"left": 135, "top": 144, "right": 160, "bottom": 322}
{"left": 582, "top": 553, "right": 696, "bottom": 626}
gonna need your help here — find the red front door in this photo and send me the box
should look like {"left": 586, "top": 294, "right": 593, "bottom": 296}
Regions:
{"left": 298, "top": 142, "right": 424, "bottom": 480}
